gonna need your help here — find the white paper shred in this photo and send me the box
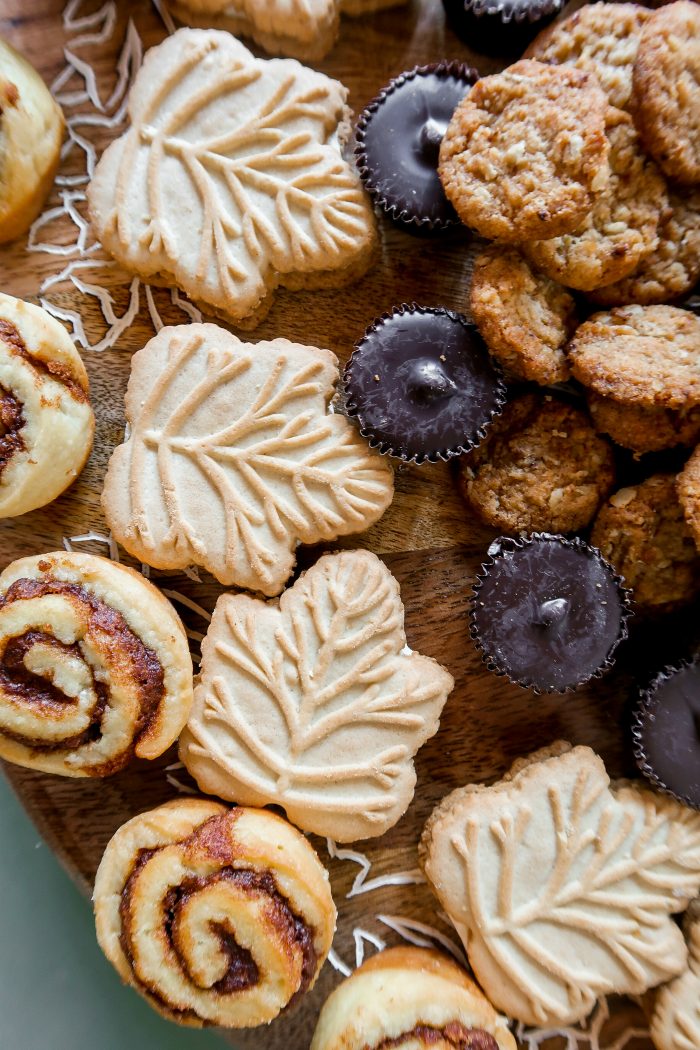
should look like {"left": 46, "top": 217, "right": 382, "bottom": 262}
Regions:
{"left": 326, "top": 838, "right": 425, "bottom": 899}
{"left": 63, "top": 530, "right": 119, "bottom": 562}
{"left": 375, "top": 914, "right": 467, "bottom": 966}
{"left": 517, "top": 1000, "right": 648, "bottom": 1050}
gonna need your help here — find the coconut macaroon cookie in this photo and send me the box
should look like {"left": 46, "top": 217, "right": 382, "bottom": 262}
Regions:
{"left": 0, "top": 38, "right": 64, "bottom": 243}
{"left": 0, "top": 293, "right": 94, "bottom": 517}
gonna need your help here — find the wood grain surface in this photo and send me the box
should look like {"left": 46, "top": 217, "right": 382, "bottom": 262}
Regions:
{"left": 0, "top": 1, "right": 675, "bottom": 1046}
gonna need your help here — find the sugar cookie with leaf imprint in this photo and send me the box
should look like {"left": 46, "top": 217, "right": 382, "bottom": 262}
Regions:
{"left": 87, "top": 29, "right": 377, "bottom": 329}
{"left": 420, "top": 742, "right": 700, "bottom": 1029}
{"left": 650, "top": 899, "right": 700, "bottom": 1050}
{"left": 101, "top": 324, "right": 394, "bottom": 595}
{"left": 179, "top": 549, "right": 454, "bottom": 843}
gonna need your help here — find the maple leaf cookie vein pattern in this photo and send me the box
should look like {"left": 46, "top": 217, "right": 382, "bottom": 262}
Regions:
{"left": 101, "top": 325, "right": 394, "bottom": 594}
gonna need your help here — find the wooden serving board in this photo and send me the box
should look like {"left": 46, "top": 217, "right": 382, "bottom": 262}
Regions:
{"left": 0, "top": 1, "right": 675, "bottom": 1046}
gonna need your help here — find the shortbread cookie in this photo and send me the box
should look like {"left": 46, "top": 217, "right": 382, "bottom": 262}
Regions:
{"left": 568, "top": 305, "right": 700, "bottom": 409}
{"left": 458, "top": 394, "right": 615, "bottom": 534}
{"left": 102, "top": 325, "right": 393, "bottom": 596}
{"left": 180, "top": 550, "right": 453, "bottom": 842}
{"left": 469, "top": 246, "right": 575, "bottom": 385}
{"left": 588, "top": 191, "right": 700, "bottom": 307}
{"left": 169, "top": 0, "right": 339, "bottom": 60}
{"left": 88, "top": 29, "right": 376, "bottom": 328}
{"left": 677, "top": 446, "right": 700, "bottom": 552}
{"left": 591, "top": 475, "right": 700, "bottom": 611}
{"left": 0, "top": 39, "right": 64, "bottom": 243}
{"left": 632, "top": 1, "right": 700, "bottom": 184}
{"left": 420, "top": 743, "right": 700, "bottom": 1028}
{"left": 524, "top": 108, "right": 667, "bottom": 292}
{"left": 438, "top": 60, "right": 610, "bottom": 243}
{"left": 588, "top": 393, "right": 700, "bottom": 454}
{"left": 0, "top": 293, "right": 94, "bottom": 517}
{"left": 310, "top": 946, "right": 517, "bottom": 1050}
{"left": 650, "top": 901, "right": 700, "bottom": 1050}
{"left": 94, "top": 800, "right": 335, "bottom": 1027}
{"left": 525, "top": 3, "right": 651, "bottom": 111}
{"left": 0, "top": 551, "right": 193, "bottom": 777}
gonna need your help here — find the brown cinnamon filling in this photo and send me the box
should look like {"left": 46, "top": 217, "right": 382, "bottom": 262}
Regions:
{"left": 0, "top": 385, "right": 25, "bottom": 476}
{"left": 0, "top": 577, "right": 164, "bottom": 773}
{"left": 373, "top": 1024, "right": 499, "bottom": 1050}
{"left": 0, "top": 319, "right": 89, "bottom": 403}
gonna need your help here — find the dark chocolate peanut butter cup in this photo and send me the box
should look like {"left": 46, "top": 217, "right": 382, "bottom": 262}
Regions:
{"left": 442, "top": 0, "right": 565, "bottom": 57}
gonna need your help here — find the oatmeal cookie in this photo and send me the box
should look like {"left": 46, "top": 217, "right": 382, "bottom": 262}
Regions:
{"left": 591, "top": 474, "right": 700, "bottom": 611}
{"left": 677, "top": 446, "right": 700, "bottom": 553}
{"left": 588, "top": 190, "right": 700, "bottom": 306}
{"left": 588, "top": 392, "right": 700, "bottom": 455}
{"left": 525, "top": 3, "right": 651, "bottom": 111}
{"left": 568, "top": 305, "right": 700, "bottom": 409}
{"left": 524, "top": 108, "right": 667, "bottom": 292}
{"left": 468, "top": 245, "right": 575, "bottom": 385}
{"left": 458, "top": 393, "right": 615, "bottom": 534}
{"left": 438, "top": 60, "right": 610, "bottom": 243}
{"left": 632, "top": 1, "right": 700, "bottom": 184}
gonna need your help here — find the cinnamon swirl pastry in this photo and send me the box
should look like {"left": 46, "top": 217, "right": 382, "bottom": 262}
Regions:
{"left": 94, "top": 801, "right": 336, "bottom": 1027}
{"left": 0, "top": 551, "right": 193, "bottom": 776}
{"left": 0, "top": 293, "right": 94, "bottom": 517}
{"left": 310, "top": 946, "right": 516, "bottom": 1050}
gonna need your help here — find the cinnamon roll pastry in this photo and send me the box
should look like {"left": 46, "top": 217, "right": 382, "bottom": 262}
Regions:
{"left": 94, "top": 800, "right": 336, "bottom": 1027}
{"left": 0, "top": 293, "right": 94, "bottom": 517}
{"left": 310, "top": 946, "right": 516, "bottom": 1050}
{"left": 0, "top": 551, "right": 193, "bottom": 776}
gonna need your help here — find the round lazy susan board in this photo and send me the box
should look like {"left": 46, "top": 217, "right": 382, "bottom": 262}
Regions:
{"left": 0, "top": 0, "right": 686, "bottom": 1046}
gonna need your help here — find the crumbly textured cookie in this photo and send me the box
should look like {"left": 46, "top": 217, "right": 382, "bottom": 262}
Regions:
{"left": 650, "top": 902, "right": 700, "bottom": 1050}
{"left": 420, "top": 743, "right": 700, "bottom": 1028}
{"left": 102, "top": 324, "right": 393, "bottom": 596}
{"left": 0, "top": 292, "right": 94, "bottom": 517}
{"left": 524, "top": 108, "right": 667, "bottom": 292}
{"left": 0, "top": 39, "right": 64, "bottom": 243}
{"left": 180, "top": 550, "right": 453, "bottom": 842}
{"left": 524, "top": 3, "right": 651, "bottom": 111}
{"left": 632, "top": 1, "right": 700, "bottom": 184}
{"left": 677, "top": 446, "right": 700, "bottom": 552}
{"left": 94, "top": 801, "right": 336, "bottom": 1027}
{"left": 458, "top": 394, "right": 615, "bottom": 534}
{"left": 169, "top": 0, "right": 339, "bottom": 60}
{"left": 88, "top": 29, "right": 376, "bottom": 328}
{"left": 0, "top": 551, "right": 193, "bottom": 777}
{"left": 588, "top": 393, "right": 700, "bottom": 454}
{"left": 469, "top": 245, "right": 575, "bottom": 385}
{"left": 591, "top": 474, "right": 700, "bottom": 611}
{"left": 568, "top": 305, "right": 700, "bottom": 409}
{"left": 310, "top": 946, "right": 517, "bottom": 1050}
{"left": 588, "top": 190, "right": 700, "bottom": 307}
{"left": 438, "top": 60, "right": 610, "bottom": 243}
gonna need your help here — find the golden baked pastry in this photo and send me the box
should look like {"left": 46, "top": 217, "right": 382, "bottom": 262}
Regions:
{"left": 0, "top": 551, "right": 193, "bottom": 776}
{"left": 94, "top": 800, "right": 336, "bottom": 1027}
{"left": 310, "top": 946, "right": 516, "bottom": 1050}
{"left": 0, "top": 38, "right": 64, "bottom": 243}
{"left": 0, "top": 293, "right": 94, "bottom": 517}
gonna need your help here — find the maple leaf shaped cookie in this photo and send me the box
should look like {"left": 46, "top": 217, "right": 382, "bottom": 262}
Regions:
{"left": 101, "top": 325, "right": 394, "bottom": 595}
{"left": 420, "top": 743, "right": 700, "bottom": 1028}
{"left": 87, "top": 29, "right": 377, "bottom": 327}
{"left": 651, "top": 901, "right": 700, "bottom": 1050}
{"left": 179, "top": 549, "right": 454, "bottom": 842}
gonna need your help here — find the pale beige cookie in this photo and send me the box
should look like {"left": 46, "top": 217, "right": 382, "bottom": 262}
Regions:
{"left": 0, "top": 292, "right": 94, "bottom": 517}
{"left": 568, "top": 305, "right": 700, "bottom": 409}
{"left": 0, "top": 551, "right": 193, "bottom": 777}
{"left": 169, "top": 0, "right": 340, "bottom": 60}
{"left": 94, "top": 800, "right": 336, "bottom": 1027}
{"left": 588, "top": 191, "right": 700, "bottom": 306}
{"left": 677, "top": 446, "right": 700, "bottom": 552}
{"left": 420, "top": 743, "right": 700, "bottom": 1028}
{"left": 469, "top": 245, "right": 575, "bottom": 385}
{"left": 102, "top": 324, "right": 394, "bottom": 596}
{"left": 438, "top": 60, "right": 610, "bottom": 244}
{"left": 524, "top": 3, "right": 651, "bottom": 111}
{"left": 310, "top": 946, "right": 516, "bottom": 1050}
{"left": 180, "top": 549, "right": 453, "bottom": 843}
{"left": 524, "top": 108, "right": 667, "bottom": 292}
{"left": 650, "top": 901, "right": 700, "bottom": 1050}
{"left": 0, "top": 38, "right": 64, "bottom": 243}
{"left": 588, "top": 393, "right": 700, "bottom": 454}
{"left": 88, "top": 29, "right": 377, "bottom": 328}
{"left": 632, "top": 1, "right": 700, "bottom": 184}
